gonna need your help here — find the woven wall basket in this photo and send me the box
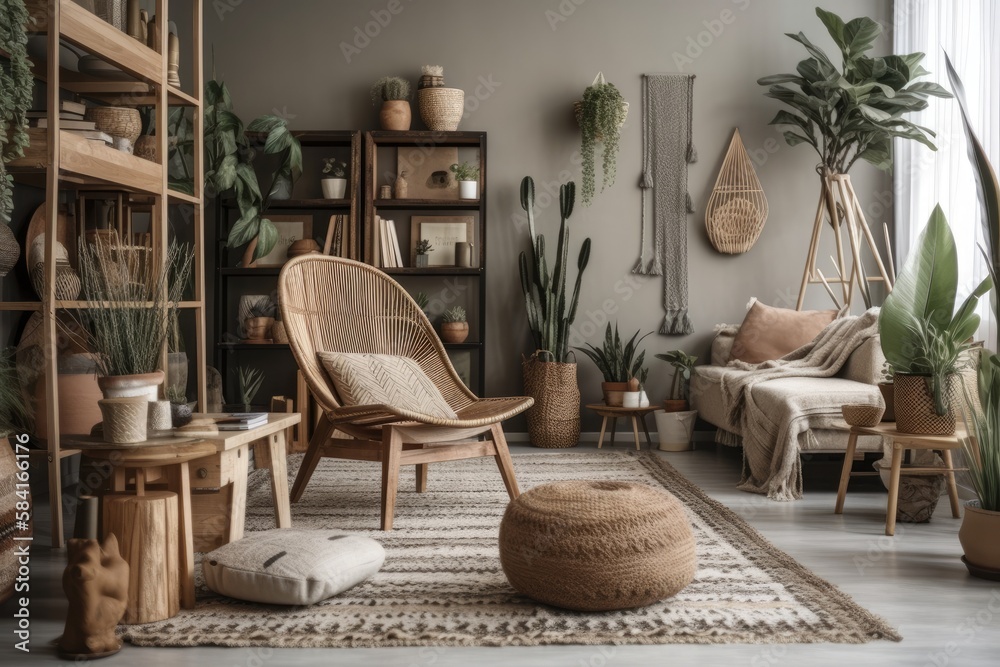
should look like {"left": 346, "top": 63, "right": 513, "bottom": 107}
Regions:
{"left": 522, "top": 352, "right": 581, "bottom": 448}
{"left": 705, "top": 128, "right": 768, "bottom": 254}
{"left": 417, "top": 88, "right": 464, "bottom": 131}
{"left": 893, "top": 373, "right": 957, "bottom": 435}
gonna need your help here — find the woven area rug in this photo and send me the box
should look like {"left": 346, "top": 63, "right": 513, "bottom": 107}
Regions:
{"left": 122, "top": 451, "right": 900, "bottom": 648}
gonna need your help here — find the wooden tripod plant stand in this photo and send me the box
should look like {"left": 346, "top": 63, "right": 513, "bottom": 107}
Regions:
{"left": 796, "top": 173, "right": 894, "bottom": 310}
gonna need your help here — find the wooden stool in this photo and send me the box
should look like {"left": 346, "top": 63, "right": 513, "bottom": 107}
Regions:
{"left": 834, "top": 423, "right": 968, "bottom": 536}
{"left": 103, "top": 490, "right": 178, "bottom": 623}
{"left": 585, "top": 404, "right": 658, "bottom": 450}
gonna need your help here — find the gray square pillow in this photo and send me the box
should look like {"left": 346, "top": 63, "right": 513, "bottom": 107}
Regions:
{"left": 203, "top": 529, "right": 385, "bottom": 605}
{"left": 318, "top": 352, "right": 458, "bottom": 419}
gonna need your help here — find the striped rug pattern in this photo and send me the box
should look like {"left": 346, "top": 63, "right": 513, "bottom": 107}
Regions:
{"left": 122, "top": 451, "right": 900, "bottom": 647}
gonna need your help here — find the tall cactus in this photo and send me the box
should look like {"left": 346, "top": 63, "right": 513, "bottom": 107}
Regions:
{"left": 518, "top": 176, "right": 591, "bottom": 362}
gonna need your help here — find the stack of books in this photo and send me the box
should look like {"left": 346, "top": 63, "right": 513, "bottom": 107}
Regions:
{"left": 372, "top": 215, "right": 404, "bottom": 268}
{"left": 26, "top": 101, "right": 113, "bottom": 146}
{"left": 215, "top": 413, "right": 269, "bottom": 431}
{"left": 325, "top": 214, "right": 352, "bottom": 258}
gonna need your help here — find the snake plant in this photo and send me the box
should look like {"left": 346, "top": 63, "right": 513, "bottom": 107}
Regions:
{"left": 577, "top": 323, "right": 650, "bottom": 384}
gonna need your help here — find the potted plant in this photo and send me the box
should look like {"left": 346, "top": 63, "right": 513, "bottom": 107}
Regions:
{"left": 0, "top": 0, "right": 32, "bottom": 276}
{"left": 440, "top": 306, "right": 469, "bottom": 344}
{"left": 371, "top": 76, "right": 412, "bottom": 131}
{"left": 656, "top": 350, "right": 697, "bottom": 412}
{"left": 518, "top": 176, "right": 591, "bottom": 448}
{"left": 321, "top": 158, "right": 348, "bottom": 199}
{"left": 205, "top": 78, "right": 303, "bottom": 265}
{"left": 450, "top": 161, "right": 479, "bottom": 200}
{"left": 576, "top": 72, "right": 628, "bottom": 206}
{"left": 416, "top": 65, "right": 464, "bottom": 131}
{"left": 242, "top": 298, "right": 276, "bottom": 342}
{"left": 236, "top": 366, "right": 264, "bottom": 412}
{"left": 878, "top": 362, "right": 895, "bottom": 422}
{"left": 414, "top": 239, "right": 433, "bottom": 268}
{"left": 576, "top": 323, "right": 650, "bottom": 408}
{"left": 879, "top": 205, "right": 992, "bottom": 435}
{"left": 959, "top": 353, "right": 1000, "bottom": 577}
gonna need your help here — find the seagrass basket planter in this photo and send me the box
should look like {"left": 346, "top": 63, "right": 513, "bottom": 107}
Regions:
{"left": 85, "top": 106, "right": 142, "bottom": 148}
{"left": 522, "top": 351, "right": 580, "bottom": 448}
{"left": 705, "top": 128, "right": 768, "bottom": 254}
{"left": 418, "top": 88, "right": 465, "bottom": 131}
{"left": 893, "top": 373, "right": 958, "bottom": 435}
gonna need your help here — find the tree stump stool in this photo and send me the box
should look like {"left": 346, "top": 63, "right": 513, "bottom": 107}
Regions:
{"left": 103, "top": 490, "right": 179, "bottom": 624}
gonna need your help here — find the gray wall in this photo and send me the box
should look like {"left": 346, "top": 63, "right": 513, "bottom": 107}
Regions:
{"left": 205, "top": 0, "right": 894, "bottom": 428}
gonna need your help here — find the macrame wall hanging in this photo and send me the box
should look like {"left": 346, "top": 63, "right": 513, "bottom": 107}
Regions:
{"left": 634, "top": 73, "right": 697, "bottom": 335}
{"left": 705, "top": 128, "right": 768, "bottom": 254}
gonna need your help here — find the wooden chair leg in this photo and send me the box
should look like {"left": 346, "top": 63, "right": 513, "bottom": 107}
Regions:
{"left": 416, "top": 464, "right": 428, "bottom": 493}
{"left": 835, "top": 433, "right": 859, "bottom": 515}
{"left": 941, "top": 449, "right": 962, "bottom": 518}
{"left": 885, "top": 444, "right": 904, "bottom": 536}
{"left": 491, "top": 423, "right": 520, "bottom": 499}
{"left": 290, "top": 417, "right": 333, "bottom": 503}
{"left": 381, "top": 427, "right": 402, "bottom": 531}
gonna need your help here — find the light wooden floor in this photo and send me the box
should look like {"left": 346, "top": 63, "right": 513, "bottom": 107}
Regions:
{"left": 3, "top": 440, "right": 999, "bottom": 666}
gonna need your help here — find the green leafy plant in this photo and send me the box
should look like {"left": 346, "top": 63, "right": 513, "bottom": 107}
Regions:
{"left": 204, "top": 78, "right": 303, "bottom": 261}
{"left": 67, "top": 239, "right": 195, "bottom": 378}
{"left": 0, "top": 347, "right": 31, "bottom": 437}
{"left": 322, "top": 158, "right": 347, "bottom": 178}
{"left": 758, "top": 7, "right": 951, "bottom": 175}
{"left": 450, "top": 161, "right": 479, "bottom": 182}
{"left": 370, "top": 76, "right": 411, "bottom": 105}
{"left": 518, "top": 176, "right": 591, "bottom": 362}
{"left": 879, "top": 205, "right": 992, "bottom": 415}
{"left": 578, "top": 73, "right": 627, "bottom": 205}
{"left": 165, "top": 384, "right": 187, "bottom": 405}
{"left": 415, "top": 239, "right": 433, "bottom": 255}
{"left": 412, "top": 291, "right": 429, "bottom": 310}
{"left": 442, "top": 306, "right": 466, "bottom": 323}
{"left": 236, "top": 366, "right": 264, "bottom": 412}
{"left": 0, "top": 0, "right": 33, "bottom": 224}
{"left": 945, "top": 53, "right": 999, "bottom": 352}
{"left": 962, "top": 354, "right": 1000, "bottom": 511}
{"left": 656, "top": 350, "right": 698, "bottom": 400}
{"left": 576, "top": 323, "right": 650, "bottom": 383}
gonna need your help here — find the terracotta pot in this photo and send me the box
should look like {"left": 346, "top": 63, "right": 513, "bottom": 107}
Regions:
{"left": 601, "top": 381, "right": 629, "bottom": 407}
{"left": 878, "top": 382, "right": 895, "bottom": 422}
{"left": 34, "top": 373, "right": 105, "bottom": 439}
{"left": 440, "top": 322, "right": 469, "bottom": 344}
{"left": 97, "top": 371, "right": 164, "bottom": 401}
{"left": 287, "top": 239, "right": 320, "bottom": 259}
{"left": 893, "top": 373, "right": 956, "bottom": 435}
{"left": 379, "top": 100, "right": 412, "bottom": 131}
{"left": 959, "top": 501, "right": 1000, "bottom": 577}
{"left": 662, "top": 399, "right": 689, "bottom": 413}
{"left": 245, "top": 316, "right": 274, "bottom": 341}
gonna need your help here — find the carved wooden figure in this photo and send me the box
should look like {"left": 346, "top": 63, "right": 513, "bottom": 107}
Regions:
{"left": 58, "top": 534, "right": 129, "bottom": 660}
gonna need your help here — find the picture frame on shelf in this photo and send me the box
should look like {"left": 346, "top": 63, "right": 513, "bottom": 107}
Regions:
{"left": 397, "top": 146, "right": 459, "bottom": 199}
{"left": 410, "top": 216, "right": 474, "bottom": 266}
{"left": 242, "top": 215, "right": 312, "bottom": 268}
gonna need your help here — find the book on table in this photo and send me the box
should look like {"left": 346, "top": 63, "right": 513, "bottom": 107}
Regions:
{"left": 215, "top": 413, "right": 269, "bottom": 430}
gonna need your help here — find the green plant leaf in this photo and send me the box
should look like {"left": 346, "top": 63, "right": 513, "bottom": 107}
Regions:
{"left": 227, "top": 206, "right": 260, "bottom": 248}
{"left": 815, "top": 8, "right": 846, "bottom": 50}
{"left": 253, "top": 218, "right": 278, "bottom": 260}
{"left": 842, "top": 17, "right": 882, "bottom": 58}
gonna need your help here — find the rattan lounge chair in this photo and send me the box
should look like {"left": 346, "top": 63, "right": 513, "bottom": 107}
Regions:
{"left": 278, "top": 255, "right": 534, "bottom": 529}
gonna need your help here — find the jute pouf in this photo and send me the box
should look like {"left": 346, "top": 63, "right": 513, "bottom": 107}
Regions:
{"left": 499, "top": 480, "right": 696, "bottom": 611}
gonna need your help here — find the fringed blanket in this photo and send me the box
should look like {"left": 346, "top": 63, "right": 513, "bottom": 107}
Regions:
{"left": 721, "top": 310, "right": 881, "bottom": 500}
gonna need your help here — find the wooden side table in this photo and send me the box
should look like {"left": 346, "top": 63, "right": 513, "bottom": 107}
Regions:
{"left": 834, "top": 422, "right": 967, "bottom": 536}
{"left": 585, "top": 404, "right": 658, "bottom": 450}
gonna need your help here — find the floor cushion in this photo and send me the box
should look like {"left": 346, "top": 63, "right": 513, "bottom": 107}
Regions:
{"left": 203, "top": 528, "right": 384, "bottom": 605}
{"left": 499, "top": 480, "right": 696, "bottom": 611}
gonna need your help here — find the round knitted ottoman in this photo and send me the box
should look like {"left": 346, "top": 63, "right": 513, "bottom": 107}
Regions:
{"left": 498, "top": 480, "right": 696, "bottom": 611}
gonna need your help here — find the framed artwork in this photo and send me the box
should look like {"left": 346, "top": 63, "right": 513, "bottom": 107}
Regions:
{"left": 397, "top": 146, "right": 459, "bottom": 199}
{"left": 410, "top": 216, "right": 474, "bottom": 266}
{"left": 249, "top": 215, "right": 312, "bottom": 267}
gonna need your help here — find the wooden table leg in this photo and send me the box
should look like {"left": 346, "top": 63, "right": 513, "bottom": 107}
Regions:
{"left": 835, "top": 432, "right": 859, "bottom": 514}
{"left": 941, "top": 449, "right": 962, "bottom": 518}
{"left": 640, "top": 414, "right": 653, "bottom": 448}
{"left": 175, "top": 462, "right": 195, "bottom": 609}
{"left": 267, "top": 431, "right": 292, "bottom": 528}
{"left": 597, "top": 416, "right": 608, "bottom": 449}
{"left": 416, "top": 464, "right": 428, "bottom": 492}
{"left": 609, "top": 418, "right": 618, "bottom": 447}
{"left": 631, "top": 416, "right": 641, "bottom": 451}
{"left": 112, "top": 466, "right": 126, "bottom": 492}
{"left": 228, "top": 446, "right": 249, "bottom": 543}
{"left": 885, "top": 444, "right": 904, "bottom": 536}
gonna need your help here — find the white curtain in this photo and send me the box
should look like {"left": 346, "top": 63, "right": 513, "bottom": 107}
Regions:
{"left": 893, "top": 0, "right": 999, "bottom": 348}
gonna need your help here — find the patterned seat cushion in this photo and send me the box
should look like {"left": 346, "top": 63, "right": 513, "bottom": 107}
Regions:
{"left": 318, "top": 352, "right": 458, "bottom": 419}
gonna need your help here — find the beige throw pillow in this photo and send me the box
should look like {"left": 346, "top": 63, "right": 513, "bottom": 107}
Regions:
{"left": 319, "top": 352, "right": 458, "bottom": 419}
{"left": 729, "top": 299, "right": 838, "bottom": 364}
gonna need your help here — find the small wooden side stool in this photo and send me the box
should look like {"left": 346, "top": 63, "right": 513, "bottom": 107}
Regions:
{"left": 585, "top": 404, "right": 658, "bottom": 451}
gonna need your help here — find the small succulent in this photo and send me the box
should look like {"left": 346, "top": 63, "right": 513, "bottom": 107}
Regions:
{"left": 413, "top": 291, "right": 430, "bottom": 310}
{"left": 322, "top": 159, "right": 347, "bottom": 178}
{"left": 237, "top": 365, "right": 265, "bottom": 412}
{"left": 371, "top": 76, "right": 411, "bottom": 105}
{"left": 415, "top": 239, "right": 433, "bottom": 255}
{"left": 450, "top": 161, "right": 479, "bottom": 182}
{"left": 442, "top": 306, "right": 467, "bottom": 323}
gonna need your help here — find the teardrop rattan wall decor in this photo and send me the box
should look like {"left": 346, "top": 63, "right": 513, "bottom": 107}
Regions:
{"left": 705, "top": 128, "right": 768, "bottom": 254}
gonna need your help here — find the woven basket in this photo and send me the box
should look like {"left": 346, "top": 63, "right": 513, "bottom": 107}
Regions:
{"left": 894, "top": 373, "right": 957, "bottom": 435}
{"left": 30, "top": 261, "right": 82, "bottom": 300}
{"left": 417, "top": 74, "right": 445, "bottom": 90}
{"left": 522, "top": 352, "right": 580, "bottom": 448}
{"left": 705, "top": 129, "right": 768, "bottom": 254}
{"left": 417, "top": 88, "right": 464, "bottom": 131}
{"left": 134, "top": 135, "right": 158, "bottom": 162}
{"left": 841, "top": 403, "right": 884, "bottom": 428}
{"left": 94, "top": 0, "right": 126, "bottom": 31}
{"left": 270, "top": 320, "right": 289, "bottom": 345}
{"left": 85, "top": 106, "right": 142, "bottom": 144}
{"left": 99, "top": 397, "right": 149, "bottom": 444}
{"left": 0, "top": 224, "right": 19, "bottom": 278}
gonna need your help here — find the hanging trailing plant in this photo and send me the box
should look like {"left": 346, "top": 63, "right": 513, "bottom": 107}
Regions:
{"left": 577, "top": 72, "right": 628, "bottom": 205}
{"left": 0, "top": 0, "right": 33, "bottom": 225}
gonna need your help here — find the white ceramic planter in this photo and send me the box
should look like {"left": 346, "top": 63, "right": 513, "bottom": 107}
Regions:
{"left": 321, "top": 178, "right": 347, "bottom": 199}
{"left": 654, "top": 409, "right": 697, "bottom": 452}
{"left": 459, "top": 180, "right": 478, "bottom": 199}
{"left": 622, "top": 391, "right": 641, "bottom": 408}
{"left": 97, "top": 371, "right": 164, "bottom": 401}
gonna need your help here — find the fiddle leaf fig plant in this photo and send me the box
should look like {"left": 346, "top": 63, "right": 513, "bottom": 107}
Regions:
{"left": 0, "top": 0, "right": 33, "bottom": 225}
{"left": 758, "top": 7, "right": 951, "bottom": 175}
{"left": 879, "top": 205, "right": 992, "bottom": 415}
